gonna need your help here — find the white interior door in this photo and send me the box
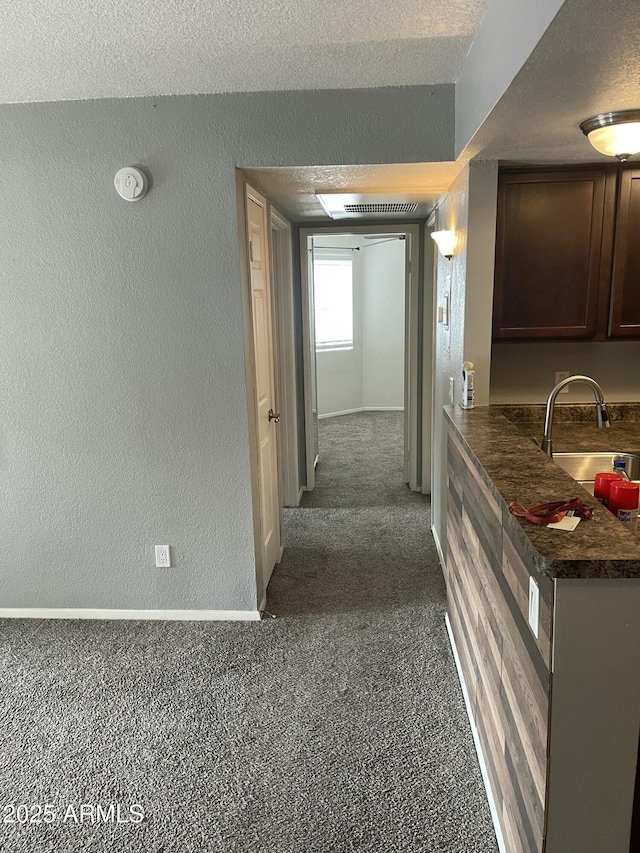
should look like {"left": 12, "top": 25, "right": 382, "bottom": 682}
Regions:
{"left": 246, "top": 187, "right": 281, "bottom": 594}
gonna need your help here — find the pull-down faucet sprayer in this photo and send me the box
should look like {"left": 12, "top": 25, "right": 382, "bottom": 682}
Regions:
{"left": 541, "top": 375, "right": 610, "bottom": 459}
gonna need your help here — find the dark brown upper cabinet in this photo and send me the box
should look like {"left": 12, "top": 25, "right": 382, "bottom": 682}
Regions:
{"left": 493, "top": 168, "right": 618, "bottom": 341}
{"left": 609, "top": 169, "right": 640, "bottom": 338}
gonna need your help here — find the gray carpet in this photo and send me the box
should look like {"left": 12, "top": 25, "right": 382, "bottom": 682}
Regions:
{"left": 0, "top": 412, "right": 498, "bottom": 852}
{"left": 301, "top": 412, "right": 426, "bottom": 509}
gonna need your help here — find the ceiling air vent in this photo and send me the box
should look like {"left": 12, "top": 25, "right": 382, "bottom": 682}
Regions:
{"left": 343, "top": 202, "right": 418, "bottom": 214}
{"left": 316, "top": 193, "right": 428, "bottom": 219}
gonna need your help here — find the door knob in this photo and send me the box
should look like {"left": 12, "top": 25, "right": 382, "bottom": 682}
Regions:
{"left": 268, "top": 409, "right": 280, "bottom": 423}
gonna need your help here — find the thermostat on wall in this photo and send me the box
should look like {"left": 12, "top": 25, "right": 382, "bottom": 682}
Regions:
{"left": 114, "top": 167, "right": 148, "bottom": 202}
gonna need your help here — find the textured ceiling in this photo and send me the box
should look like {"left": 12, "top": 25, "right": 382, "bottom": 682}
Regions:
{"left": 244, "top": 0, "right": 640, "bottom": 221}
{"left": 7, "top": 0, "right": 639, "bottom": 221}
{"left": 0, "top": 0, "right": 488, "bottom": 104}
{"left": 463, "top": 0, "right": 640, "bottom": 164}
{"left": 244, "top": 163, "right": 462, "bottom": 221}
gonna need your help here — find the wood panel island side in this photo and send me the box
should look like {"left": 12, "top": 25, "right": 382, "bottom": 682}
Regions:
{"left": 443, "top": 405, "right": 640, "bottom": 853}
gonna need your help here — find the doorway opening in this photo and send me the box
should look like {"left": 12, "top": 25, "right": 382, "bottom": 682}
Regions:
{"left": 240, "top": 173, "right": 436, "bottom": 611}
{"left": 309, "top": 232, "right": 406, "bottom": 484}
{"left": 299, "top": 223, "right": 425, "bottom": 496}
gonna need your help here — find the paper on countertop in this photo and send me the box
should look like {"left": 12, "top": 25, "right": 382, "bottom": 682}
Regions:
{"left": 547, "top": 515, "right": 581, "bottom": 531}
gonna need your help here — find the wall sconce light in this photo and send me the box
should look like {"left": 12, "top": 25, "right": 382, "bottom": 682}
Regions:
{"left": 579, "top": 110, "right": 640, "bottom": 161}
{"left": 431, "top": 230, "right": 457, "bottom": 260}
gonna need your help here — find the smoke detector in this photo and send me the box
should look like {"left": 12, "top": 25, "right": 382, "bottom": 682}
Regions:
{"left": 316, "top": 193, "right": 425, "bottom": 219}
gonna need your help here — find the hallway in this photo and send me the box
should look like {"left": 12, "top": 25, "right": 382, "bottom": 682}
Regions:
{"left": 266, "top": 411, "right": 499, "bottom": 851}
{"left": 0, "top": 412, "right": 498, "bottom": 853}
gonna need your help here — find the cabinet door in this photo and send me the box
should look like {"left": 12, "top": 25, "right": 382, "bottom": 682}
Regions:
{"left": 609, "top": 169, "right": 640, "bottom": 337}
{"left": 493, "top": 169, "right": 615, "bottom": 341}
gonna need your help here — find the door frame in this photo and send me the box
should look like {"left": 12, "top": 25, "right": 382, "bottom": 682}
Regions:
{"left": 300, "top": 232, "right": 318, "bottom": 490}
{"left": 299, "top": 222, "right": 425, "bottom": 492}
{"left": 423, "top": 214, "right": 437, "bottom": 495}
{"left": 270, "top": 207, "right": 301, "bottom": 507}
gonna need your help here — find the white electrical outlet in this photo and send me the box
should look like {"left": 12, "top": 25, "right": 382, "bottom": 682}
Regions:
{"left": 155, "top": 545, "right": 171, "bottom": 568}
{"left": 555, "top": 371, "right": 570, "bottom": 393}
{"left": 528, "top": 576, "right": 540, "bottom": 639}
{"left": 449, "top": 377, "right": 455, "bottom": 404}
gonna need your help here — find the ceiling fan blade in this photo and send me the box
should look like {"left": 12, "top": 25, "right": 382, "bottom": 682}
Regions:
{"left": 363, "top": 234, "right": 405, "bottom": 239}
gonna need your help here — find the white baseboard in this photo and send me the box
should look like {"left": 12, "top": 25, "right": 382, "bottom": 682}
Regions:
{"left": 284, "top": 488, "right": 306, "bottom": 503}
{"left": 318, "top": 407, "right": 363, "bottom": 419}
{"left": 445, "top": 614, "right": 507, "bottom": 853}
{"left": 318, "top": 406, "right": 404, "bottom": 419}
{"left": 0, "top": 608, "right": 262, "bottom": 622}
{"left": 432, "top": 524, "right": 445, "bottom": 571}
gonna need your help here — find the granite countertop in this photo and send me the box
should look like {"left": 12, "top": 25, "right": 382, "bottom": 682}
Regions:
{"left": 444, "top": 405, "right": 640, "bottom": 579}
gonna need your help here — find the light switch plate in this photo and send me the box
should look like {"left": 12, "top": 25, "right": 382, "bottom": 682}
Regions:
{"left": 528, "top": 576, "right": 540, "bottom": 638}
{"left": 449, "top": 377, "right": 455, "bottom": 404}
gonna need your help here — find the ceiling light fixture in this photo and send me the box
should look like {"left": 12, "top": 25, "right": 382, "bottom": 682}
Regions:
{"left": 579, "top": 110, "right": 640, "bottom": 161}
{"left": 431, "top": 230, "right": 457, "bottom": 260}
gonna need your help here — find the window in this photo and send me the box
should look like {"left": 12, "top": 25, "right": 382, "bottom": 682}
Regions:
{"left": 313, "top": 254, "right": 353, "bottom": 351}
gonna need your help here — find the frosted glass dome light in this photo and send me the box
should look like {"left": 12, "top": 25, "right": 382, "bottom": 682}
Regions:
{"left": 580, "top": 110, "right": 640, "bottom": 161}
{"left": 431, "top": 229, "right": 457, "bottom": 259}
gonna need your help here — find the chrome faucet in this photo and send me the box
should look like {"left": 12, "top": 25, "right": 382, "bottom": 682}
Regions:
{"left": 541, "top": 375, "right": 610, "bottom": 458}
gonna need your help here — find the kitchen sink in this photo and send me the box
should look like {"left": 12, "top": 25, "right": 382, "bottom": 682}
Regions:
{"left": 553, "top": 452, "right": 640, "bottom": 482}
{"left": 553, "top": 452, "right": 640, "bottom": 501}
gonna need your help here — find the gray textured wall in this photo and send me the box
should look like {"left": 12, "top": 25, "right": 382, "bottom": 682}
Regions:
{"left": 0, "top": 86, "right": 453, "bottom": 612}
{"left": 431, "top": 162, "right": 497, "bottom": 559}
